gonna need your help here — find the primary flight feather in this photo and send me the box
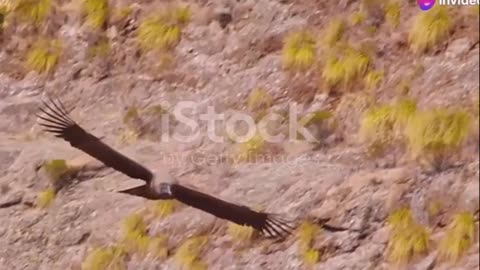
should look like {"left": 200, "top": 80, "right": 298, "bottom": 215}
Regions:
{"left": 37, "top": 97, "right": 294, "bottom": 238}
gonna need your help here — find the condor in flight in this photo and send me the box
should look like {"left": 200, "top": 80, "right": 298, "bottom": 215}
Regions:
{"left": 37, "top": 97, "right": 293, "bottom": 238}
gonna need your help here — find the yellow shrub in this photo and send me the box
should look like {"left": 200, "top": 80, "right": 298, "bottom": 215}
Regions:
{"left": 364, "top": 69, "right": 384, "bottom": 90}
{"left": 81, "top": 246, "right": 126, "bottom": 270}
{"left": 174, "top": 236, "right": 209, "bottom": 270}
{"left": 384, "top": 0, "right": 400, "bottom": 29}
{"left": 387, "top": 207, "right": 430, "bottom": 265}
{"left": 148, "top": 235, "right": 168, "bottom": 259}
{"left": 349, "top": 11, "right": 365, "bottom": 26}
{"left": 321, "top": 19, "right": 345, "bottom": 48}
{"left": 13, "top": 0, "right": 51, "bottom": 25}
{"left": 82, "top": 0, "right": 108, "bottom": 30}
{"left": 247, "top": 87, "right": 273, "bottom": 112}
{"left": 119, "top": 213, "right": 153, "bottom": 255}
{"left": 227, "top": 222, "right": 256, "bottom": 246}
{"left": 438, "top": 212, "right": 477, "bottom": 262}
{"left": 151, "top": 200, "right": 178, "bottom": 218}
{"left": 408, "top": 6, "right": 453, "bottom": 53}
{"left": 136, "top": 5, "right": 190, "bottom": 51}
{"left": 36, "top": 188, "right": 56, "bottom": 208}
{"left": 405, "top": 108, "right": 471, "bottom": 168}
{"left": 1, "top": 5, "right": 9, "bottom": 28}
{"left": 42, "top": 159, "right": 71, "bottom": 183}
{"left": 321, "top": 45, "right": 370, "bottom": 89}
{"left": 360, "top": 98, "right": 417, "bottom": 155}
{"left": 25, "top": 38, "right": 62, "bottom": 75}
{"left": 302, "top": 248, "right": 320, "bottom": 267}
{"left": 121, "top": 213, "right": 147, "bottom": 235}
{"left": 230, "top": 133, "right": 266, "bottom": 163}
{"left": 247, "top": 87, "right": 273, "bottom": 121}
{"left": 282, "top": 30, "right": 316, "bottom": 71}
{"left": 296, "top": 221, "right": 320, "bottom": 252}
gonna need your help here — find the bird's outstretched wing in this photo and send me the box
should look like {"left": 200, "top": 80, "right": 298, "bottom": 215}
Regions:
{"left": 170, "top": 183, "right": 295, "bottom": 238}
{"left": 37, "top": 96, "right": 154, "bottom": 182}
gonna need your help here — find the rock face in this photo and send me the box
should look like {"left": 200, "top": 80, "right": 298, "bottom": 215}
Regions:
{"left": 0, "top": 0, "right": 479, "bottom": 270}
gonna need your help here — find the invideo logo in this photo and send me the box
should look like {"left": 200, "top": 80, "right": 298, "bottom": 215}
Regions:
{"left": 418, "top": 0, "right": 480, "bottom": 10}
{"left": 417, "top": 0, "right": 436, "bottom": 10}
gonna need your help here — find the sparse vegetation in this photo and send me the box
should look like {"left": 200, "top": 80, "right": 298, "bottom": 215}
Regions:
{"left": 41, "top": 159, "right": 77, "bottom": 184}
{"left": 386, "top": 207, "right": 430, "bottom": 265}
{"left": 321, "top": 19, "right": 345, "bottom": 48}
{"left": 174, "top": 235, "right": 209, "bottom": 270}
{"left": 282, "top": 30, "right": 316, "bottom": 71}
{"left": 408, "top": 6, "right": 453, "bottom": 53}
{"left": 148, "top": 235, "right": 169, "bottom": 259}
{"left": 12, "top": 0, "right": 51, "bottom": 25}
{"left": 247, "top": 87, "right": 273, "bottom": 121}
{"left": 438, "top": 212, "right": 478, "bottom": 262}
{"left": 229, "top": 133, "right": 267, "bottom": 163}
{"left": 364, "top": 69, "right": 384, "bottom": 90}
{"left": 405, "top": 108, "right": 471, "bottom": 170}
{"left": 25, "top": 38, "right": 62, "bottom": 75}
{"left": 359, "top": 98, "right": 417, "bottom": 156}
{"left": 151, "top": 200, "right": 178, "bottom": 218}
{"left": 227, "top": 222, "right": 257, "bottom": 247}
{"left": 321, "top": 45, "right": 370, "bottom": 90}
{"left": 82, "top": 0, "right": 108, "bottom": 30}
{"left": 349, "top": 11, "right": 365, "bottom": 26}
{"left": 384, "top": 0, "right": 400, "bottom": 29}
{"left": 120, "top": 213, "right": 150, "bottom": 255}
{"left": 81, "top": 246, "right": 126, "bottom": 270}
{"left": 36, "top": 188, "right": 56, "bottom": 208}
{"left": 295, "top": 221, "right": 321, "bottom": 266}
{"left": 136, "top": 5, "right": 191, "bottom": 51}
{"left": 0, "top": 4, "right": 9, "bottom": 29}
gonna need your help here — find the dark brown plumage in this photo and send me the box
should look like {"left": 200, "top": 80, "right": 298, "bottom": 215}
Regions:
{"left": 37, "top": 97, "right": 294, "bottom": 238}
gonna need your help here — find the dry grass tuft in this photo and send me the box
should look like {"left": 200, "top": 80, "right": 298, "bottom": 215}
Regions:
{"left": 136, "top": 5, "right": 191, "bottom": 51}
{"left": 120, "top": 212, "right": 150, "bottom": 255}
{"left": 148, "top": 234, "right": 169, "bottom": 259}
{"left": 81, "top": 245, "right": 126, "bottom": 270}
{"left": 386, "top": 207, "right": 430, "bottom": 265}
{"left": 25, "top": 38, "right": 62, "bottom": 75}
{"left": 321, "top": 18, "right": 345, "bottom": 48}
{"left": 321, "top": 45, "right": 370, "bottom": 90}
{"left": 174, "top": 235, "right": 209, "bottom": 270}
{"left": 384, "top": 0, "right": 400, "bottom": 29}
{"left": 405, "top": 108, "right": 471, "bottom": 170}
{"left": 282, "top": 30, "right": 316, "bottom": 71}
{"left": 151, "top": 200, "right": 179, "bottom": 218}
{"left": 227, "top": 222, "right": 257, "bottom": 247}
{"left": 349, "top": 11, "right": 365, "bottom": 26}
{"left": 13, "top": 0, "right": 51, "bottom": 25}
{"left": 36, "top": 188, "right": 56, "bottom": 208}
{"left": 437, "top": 212, "right": 478, "bottom": 263}
{"left": 359, "top": 98, "right": 417, "bottom": 156}
{"left": 247, "top": 87, "right": 273, "bottom": 121}
{"left": 41, "top": 159, "right": 71, "bottom": 183}
{"left": 295, "top": 221, "right": 321, "bottom": 267}
{"left": 363, "top": 69, "right": 384, "bottom": 90}
{"left": 408, "top": 6, "right": 453, "bottom": 53}
{"left": 82, "top": 0, "right": 108, "bottom": 30}
{"left": 229, "top": 133, "right": 267, "bottom": 163}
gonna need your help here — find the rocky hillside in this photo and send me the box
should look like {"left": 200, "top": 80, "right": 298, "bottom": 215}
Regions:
{"left": 0, "top": 0, "right": 479, "bottom": 269}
